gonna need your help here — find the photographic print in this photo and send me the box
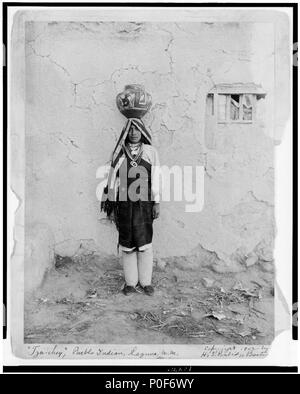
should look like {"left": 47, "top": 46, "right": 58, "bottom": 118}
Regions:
{"left": 7, "top": 5, "right": 294, "bottom": 362}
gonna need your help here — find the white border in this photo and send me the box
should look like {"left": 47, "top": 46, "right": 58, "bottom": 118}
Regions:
{"left": 2, "top": 2, "right": 297, "bottom": 368}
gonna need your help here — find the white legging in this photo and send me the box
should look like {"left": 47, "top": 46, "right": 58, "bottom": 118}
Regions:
{"left": 122, "top": 246, "right": 153, "bottom": 287}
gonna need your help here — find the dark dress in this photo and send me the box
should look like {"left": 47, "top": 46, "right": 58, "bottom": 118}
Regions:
{"left": 116, "top": 150, "right": 154, "bottom": 250}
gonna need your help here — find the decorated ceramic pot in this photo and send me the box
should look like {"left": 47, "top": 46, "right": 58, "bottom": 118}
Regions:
{"left": 116, "top": 84, "right": 152, "bottom": 119}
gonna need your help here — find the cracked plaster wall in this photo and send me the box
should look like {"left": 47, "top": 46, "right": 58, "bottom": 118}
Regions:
{"left": 25, "top": 21, "right": 277, "bottom": 270}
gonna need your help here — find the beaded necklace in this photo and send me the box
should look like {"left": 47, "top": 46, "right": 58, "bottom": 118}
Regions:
{"left": 124, "top": 143, "right": 143, "bottom": 167}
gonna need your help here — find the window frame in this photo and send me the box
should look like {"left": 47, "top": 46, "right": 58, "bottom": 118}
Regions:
{"left": 216, "top": 93, "right": 256, "bottom": 124}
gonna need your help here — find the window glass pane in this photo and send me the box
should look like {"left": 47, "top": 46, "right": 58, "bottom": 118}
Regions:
{"left": 218, "top": 94, "right": 226, "bottom": 121}
{"left": 242, "top": 94, "right": 253, "bottom": 120}
{"left": 230, "top": 94, "right": 240, "bottom": 120}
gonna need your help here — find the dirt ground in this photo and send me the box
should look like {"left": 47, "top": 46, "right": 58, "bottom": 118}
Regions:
{"left": 24, "top": 253, "right": 274, "bottom": 345}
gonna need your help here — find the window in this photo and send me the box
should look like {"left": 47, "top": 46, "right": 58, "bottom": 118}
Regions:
{"left": 207, "top": 83, "right": 266, "bottom": 126}
{"left": 217, "top": 93, "right": 254, "bottom": 123}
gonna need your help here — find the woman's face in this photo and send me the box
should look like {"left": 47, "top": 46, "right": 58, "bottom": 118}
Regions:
{"left": 128, "top": 125, "right": 142, "bottom": 143}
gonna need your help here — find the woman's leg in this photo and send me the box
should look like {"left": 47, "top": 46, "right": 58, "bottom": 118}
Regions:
{"left": 137, "top": 246, "right": 153, "bottom": 287}
{"left": 122, "top": 250, "right": 138, "bottom": 287}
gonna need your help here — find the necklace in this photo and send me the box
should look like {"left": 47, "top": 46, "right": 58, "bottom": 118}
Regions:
{"left": 124, "top": 143, "right": 143, "bottom": 167}
{"left": 128, "top": 142, "right": 141, "bottom": 149}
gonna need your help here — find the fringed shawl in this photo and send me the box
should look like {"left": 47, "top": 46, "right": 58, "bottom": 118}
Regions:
{"left": 100, "top": 118, "right": 152, "bottom": 216}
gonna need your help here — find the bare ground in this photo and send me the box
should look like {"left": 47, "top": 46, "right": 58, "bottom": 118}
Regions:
{"left": 25, "top": 253, "right": 274, "bottom": 345}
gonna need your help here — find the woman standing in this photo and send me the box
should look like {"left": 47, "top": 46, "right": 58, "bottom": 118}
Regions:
{"left": 101, "top": 117, "right": 160, "bottom": 296}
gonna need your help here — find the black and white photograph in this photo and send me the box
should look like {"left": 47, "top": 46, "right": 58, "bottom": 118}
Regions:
{"left": 3, "top": 2, "right": 298, "bottom": 370}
